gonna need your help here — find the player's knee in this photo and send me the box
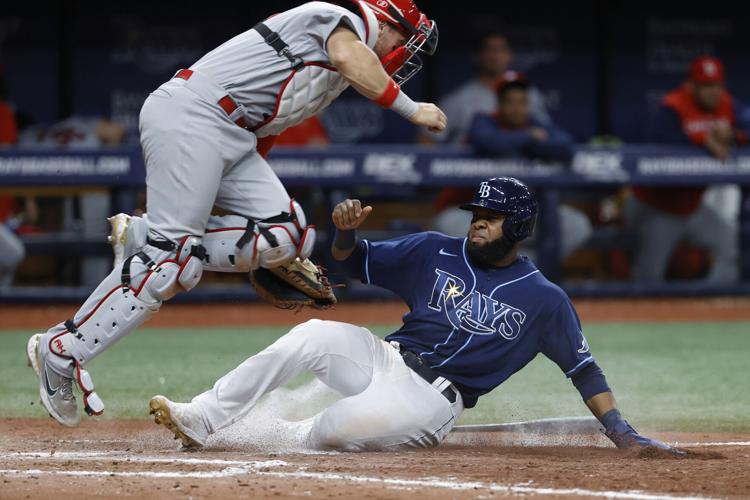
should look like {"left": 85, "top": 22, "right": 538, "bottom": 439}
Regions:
{"left": 285, "top": 319, "right": 339, "bottom": 348}
{"left": 135, "top": 236, "right": 206, "bottom": 302}
{"left": 308, "top": 410, "right": 354, "bottom": 451}
{"left": 288, "top": 319, "right": 327, "bottom": 338}
{"left": 4, "top": 236, "right": 25, "bottom": 267}
{"left": 234, "top": 200, "right": 317, "bottom": 270}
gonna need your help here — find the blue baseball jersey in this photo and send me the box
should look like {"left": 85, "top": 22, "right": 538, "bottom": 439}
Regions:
{"left": 344, "top": 231, "right": 593, "bottom": 408}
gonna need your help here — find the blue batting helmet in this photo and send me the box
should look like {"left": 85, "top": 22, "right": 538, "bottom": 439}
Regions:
{"left": 459, "top": 177, "right": 537, "bottom": 242}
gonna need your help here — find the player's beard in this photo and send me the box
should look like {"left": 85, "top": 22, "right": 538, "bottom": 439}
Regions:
{"left": 467, "top": 236, "right": 516, "bottom": 268}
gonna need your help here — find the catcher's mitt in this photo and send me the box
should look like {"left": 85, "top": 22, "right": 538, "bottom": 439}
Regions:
{"left": 250, "top": 257, "right": 337, "bottom": 310}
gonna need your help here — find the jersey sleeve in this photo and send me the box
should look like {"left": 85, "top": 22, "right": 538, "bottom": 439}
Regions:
{"left": 359, "top": 232, "right": 434, "bottom": 299}
{"left": 539, "top": 297, "right": 595, "bottom": 378}
{"left": 302, "top": 5, "right": 366, "bottom": 57}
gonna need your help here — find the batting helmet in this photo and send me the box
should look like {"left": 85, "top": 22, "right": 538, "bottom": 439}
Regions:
{"left": 355, "top": 0, "right": 438, "bottom": 84}
{"left": 459, "top": 177, "right": 537, "bottom": 242}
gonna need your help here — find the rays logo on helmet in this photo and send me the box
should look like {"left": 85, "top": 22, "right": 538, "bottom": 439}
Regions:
{"left": 479, "top": 182, "right": 491, "bottom": 198}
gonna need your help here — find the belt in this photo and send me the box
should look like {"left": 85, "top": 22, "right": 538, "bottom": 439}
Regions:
{"left": 174, "top": 69, "right": 249, "bottom": 129}
{"left": 398, "top": 346, "right": 458, "bottom": 404}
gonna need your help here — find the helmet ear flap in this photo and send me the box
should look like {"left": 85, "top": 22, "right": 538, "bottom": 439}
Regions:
{"left": 502, "top": 213, "right": 536, "bottom": 243}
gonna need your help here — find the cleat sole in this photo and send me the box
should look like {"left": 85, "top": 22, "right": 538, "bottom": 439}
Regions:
{"left": 149, "top": 396, "right": 203, "bottom": 449}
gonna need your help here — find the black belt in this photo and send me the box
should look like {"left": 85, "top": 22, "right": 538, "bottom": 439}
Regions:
{"left": 398, "top": 347, "right": 458, "bottom": 404}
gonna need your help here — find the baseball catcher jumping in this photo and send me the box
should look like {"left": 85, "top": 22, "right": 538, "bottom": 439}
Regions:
{"left": 148, "top": 178, "right": 684, "bottom": 455}
{"left": 27, "top": 0, "right": 443, "bottom": 426}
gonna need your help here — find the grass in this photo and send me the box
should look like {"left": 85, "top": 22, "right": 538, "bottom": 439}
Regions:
{"left": 2, "top": 322, "right": 749, "bottom": 433}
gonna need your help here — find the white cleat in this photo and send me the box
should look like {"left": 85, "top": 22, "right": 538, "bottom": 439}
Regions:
{"left": 149, "top": 395, "right": 208, "bottom": 449}
{"left": 107, "top": 213, "right": 131, "bottom": 268}
{"left": 27, "top": 333, "right": 80, "bottom": 427}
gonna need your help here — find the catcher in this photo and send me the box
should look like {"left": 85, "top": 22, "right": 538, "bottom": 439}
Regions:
{"left": 26, "top": 0, "right": 441, "bottom": 426}
{"left": 148, "top": 179, "right": 684, "bottom": 455}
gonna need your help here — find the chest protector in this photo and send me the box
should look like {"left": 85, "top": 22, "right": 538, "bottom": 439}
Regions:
{"left": 252, "top": 2, "right": 379, "bottom": 138}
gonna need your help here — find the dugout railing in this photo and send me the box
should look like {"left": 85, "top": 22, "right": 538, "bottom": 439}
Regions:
{"left": 1, "top": 144, "right": 749, "bottom": 302}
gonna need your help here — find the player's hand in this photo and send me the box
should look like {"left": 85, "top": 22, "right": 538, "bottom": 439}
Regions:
{"left": 705, "top": 132, "right": 731, "bottom": 161}
{"left": 604, "top": 421, "right": 686, "bottom": 456}
{"left": 528, "top": 127, "right": 549, "bottom": 142}
{"left": 409, "top": 103, "right": 447, "bottom": 133}
{"left": 711, "top": 122, "right": 733, "bottom": 144}
{"left": 332, "top": 199, "right": 373, "bottom": 230}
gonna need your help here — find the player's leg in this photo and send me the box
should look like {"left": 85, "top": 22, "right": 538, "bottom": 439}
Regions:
{"left": 29, "top": 84, "right": 240, "bottom": 426}
{"left": 112, "top": 150, "right": 314, "bottom": 273}
{"left": 0, "top": 223, "right": 25, "bottom": 288}
{"left": 624, "top": 196, "right": 686, "bottom": 282}
{"left": 686, "top": 202, "right": 739, "bottom": 282}
{"left": 308, "top": 343, "right": 463, "bottom": 451}
{"left": 559, "top": 204, "right": 593, "bottom": 260}
{"left": 202, "top": 149, "right": 316, "bottom": 270}
{"left": 150, "top": 320, "right": 379, "bottom": 447}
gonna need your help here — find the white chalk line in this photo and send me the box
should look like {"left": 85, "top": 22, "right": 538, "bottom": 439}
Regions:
{"left": 2, "top": 451, "right": 287, "bottom": 467}
{"left": 675, "top": 441, "right": 750, "bottom": 447}
{"left": 0, "top": 451, "right": 719, "bottom": 500}
{"left": 0, "top": 468, "right": 256, "bottom": 479}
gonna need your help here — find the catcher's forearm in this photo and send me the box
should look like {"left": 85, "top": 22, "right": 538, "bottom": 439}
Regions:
{"left": 327, "top": 27, "right": 391, "bottom": 101}
{"left": 332, "top": 228, "right": 356, "bottom": 261}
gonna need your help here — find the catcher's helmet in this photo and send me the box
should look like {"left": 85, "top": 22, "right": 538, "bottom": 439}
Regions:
{"left": 355, "top": 0, "right": 438, "bottom": 84}
{"left": 459, "top": 177, "right": 537, "bottom": 242}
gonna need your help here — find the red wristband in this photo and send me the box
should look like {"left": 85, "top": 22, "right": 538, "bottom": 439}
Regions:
{"left": 373, "top": 79, "right": 400, "bottom": 108}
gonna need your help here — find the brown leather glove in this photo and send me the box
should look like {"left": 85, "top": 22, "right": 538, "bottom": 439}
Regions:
{"left": 250, "top": 257, "right": 337, "bottom": 310}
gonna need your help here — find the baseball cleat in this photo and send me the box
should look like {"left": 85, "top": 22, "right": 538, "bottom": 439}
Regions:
{"left": 27, "top": 333, "right": 80, "bottom": 427}
{"left": 149, "top": 395, "right": 208, "bottom": 448}
{"left": 107, "top": 213, "right": 131, "bottom": 268}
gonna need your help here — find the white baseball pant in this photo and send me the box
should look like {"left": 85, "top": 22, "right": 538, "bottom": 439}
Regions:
{"left": 192, "top": 319, "right": 464, "bottom": 451}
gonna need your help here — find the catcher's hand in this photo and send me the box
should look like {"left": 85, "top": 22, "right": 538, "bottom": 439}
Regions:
{"left": 250, "top": 257, "right": 336, "bottom": 311}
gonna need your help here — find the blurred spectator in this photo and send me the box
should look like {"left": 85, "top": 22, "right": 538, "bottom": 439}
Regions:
{"left": 649, "top": 55, "right": 747, "bottom": 158}
{"left": 275, "top": 116, "right": 329, "bottom": 147}
{"left": 468, "top": 72, "right": 573, "bottom": 161}
{"left": 421, "top": 30, "right": 550, "bottom": 144}
{"left": 0, "top": 66, "right": 17, "bottom": 145}
{"left": 18, "top": 115, "right": 126, "bottom": 149}
{"left": 434, "top": 73, "right": 591, "bottom": 261}
{"left": 627, "top": 55, "right": 746, "bottom": 283}
{"left": 0, "top": 198, "right": 26, "bottom": 288}
{"left": 0, "top": 66, "right": 25, "bottom": 288}
{"left": 0, "top": 196, "right": 40, "bottom": 287}
{"left": 15, "top": 111, "right": 127, "bottom": 286}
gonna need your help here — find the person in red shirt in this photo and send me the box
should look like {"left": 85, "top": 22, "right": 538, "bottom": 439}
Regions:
{"left": 626, "top": 55, "right": 745, "bottom": 283}
{"left": 0, "top": 66, "right": 26, "bottom": 288}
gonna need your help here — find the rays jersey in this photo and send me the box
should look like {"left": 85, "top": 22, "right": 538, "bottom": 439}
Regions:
{"left": 344, "top": 231, "right": 593, "bottom": 408}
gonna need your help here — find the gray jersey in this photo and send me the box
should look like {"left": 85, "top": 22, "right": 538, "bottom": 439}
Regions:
{"left": 191, "top": 2, "right": 373, "bottom": 134}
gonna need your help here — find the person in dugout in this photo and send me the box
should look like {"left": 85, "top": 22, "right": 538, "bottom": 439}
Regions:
{"left": 627, "top": 55, "right": 747, "bottom": 283}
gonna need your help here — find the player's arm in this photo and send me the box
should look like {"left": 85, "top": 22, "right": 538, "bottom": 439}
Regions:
{"left": 542, "top": 300, "right": 684, "bottom": 454}
{"left": 571, "top": 363, "right": 684, "bottom": 454}
{"left": 326, "top": 27, "right": 446, "bottom": 132}
{"left": 331, "top": 199, "right": 372, "bottom": 261}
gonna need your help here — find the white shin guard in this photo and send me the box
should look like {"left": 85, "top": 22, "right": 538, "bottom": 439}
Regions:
{"left": 42, "top": 234, "right": 207, "bottom": 408}
{"left": 126, "top": 200, "right": 316, "bottom": 275}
